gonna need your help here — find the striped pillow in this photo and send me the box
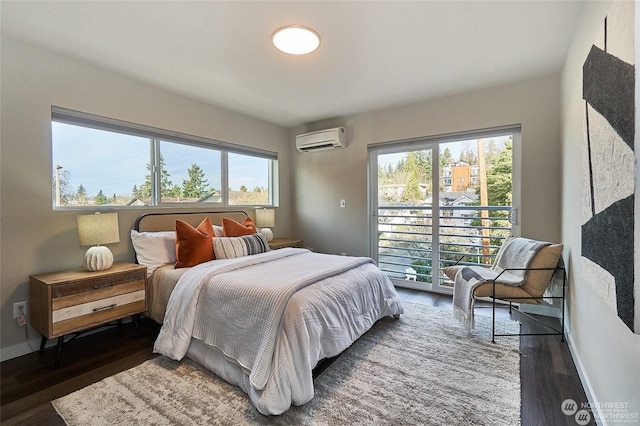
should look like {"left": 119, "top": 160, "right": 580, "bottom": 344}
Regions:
{"left": 213, "top": 233, "right": 270, "bottom": 259}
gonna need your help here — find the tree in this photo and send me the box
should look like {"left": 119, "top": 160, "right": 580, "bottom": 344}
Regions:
{"left": 182, "top": 164, "right": 209, "bottom": 198}
{"left": 413, "top": 150, "right": 432, "bottom": 190}
{"left": 401, "top": 152, "right": 422, "bottom": 203}
{"left": 440, "top": 147, "right": 453, "bottom": 169}
{"left": 240, "top": 185, "right": 248, "bottom": 192}
{"left": 94, "top": 190, "right": 108, "bottom": 205}
{"left": 76, "top": 184, "right": 88, "bottom": 206}
{"left": 169, "top": 185, "right": 182, "bottom": 199}
{"left": 139, "top": 154, "right": 174, "bottom": 197}
{"left": 486, "top": 140, "right": 513, "bottom": 206}
{"left": 411, "top": 257, "right": 432, "bottom": 283}
{"left": 459, "top": 149, "right": 477, "bottom": 165}
{"left": 53, "top": 168, "right": 75, "bottom": 206}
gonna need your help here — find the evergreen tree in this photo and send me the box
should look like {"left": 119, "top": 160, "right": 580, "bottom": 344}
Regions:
{"left": 169, "top": 185, "right": 181, "bottom": 198}
{"left": 182, "top": 164, "right": 209, "bottom": 198}
{"left": 413, "top": 150, "right": 432, "bottom": 191}
{"left": 94, "top": 190, "right": 108, "bottom": 205}
{"left": 139, "top": 154, "right": 173, "bottom": 197}
{"left": 440, "top": 147, "right": 453, "bottom": 169}
{"left": 485, "top": 140, "right": 513, "bottom": 206}
{"left": 76, "top": 184, "right": 88, "bottom": 206}
{"left": 401, "top": 152, "right": 422, "bottom": 203}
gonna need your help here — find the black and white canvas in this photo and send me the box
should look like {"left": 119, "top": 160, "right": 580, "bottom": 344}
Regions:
{"left": 582, "top": 0, "right": 636, "bottom": 333}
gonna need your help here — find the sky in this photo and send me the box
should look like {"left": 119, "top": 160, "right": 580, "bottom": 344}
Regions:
{"left": 52, "top": 122, "right": 269, "bottom": 198}
{"left": 53, "top": 122, "right": 508, "bottom": 199}
{"left": 377, "top": 136, "right": 509, "bottom": 169}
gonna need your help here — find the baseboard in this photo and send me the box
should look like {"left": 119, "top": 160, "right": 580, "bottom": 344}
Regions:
{"left": 1, "top": 318, "right": 136, "bottom": 362}
{"left": 565, "top": 330, "right": 606, "bottom": 425}
{"left": 0, "top": 337, "right": 49, "bottom": 362}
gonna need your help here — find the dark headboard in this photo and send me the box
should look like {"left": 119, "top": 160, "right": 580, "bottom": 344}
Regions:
{"left": 134, "top": 210, "right": 249, "bottom": 232}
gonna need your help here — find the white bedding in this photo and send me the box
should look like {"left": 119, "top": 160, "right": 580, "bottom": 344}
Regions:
{"left": 153, "top": 248, "right": 403, "bottom": 415}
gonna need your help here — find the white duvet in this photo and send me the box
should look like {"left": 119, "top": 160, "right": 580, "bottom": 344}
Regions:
{"left": 154, "top": 248, "right": 403, "bottom": 415}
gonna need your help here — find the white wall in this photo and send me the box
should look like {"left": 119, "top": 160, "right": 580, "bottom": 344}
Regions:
{"left": 561, "top": 1, "right": 640, "bottom": 423}
{"left": 0, "top": 37, "right": 291, "bottom": 359}
{"left": 292, "top": 73, "right": 563, "bottom": 256}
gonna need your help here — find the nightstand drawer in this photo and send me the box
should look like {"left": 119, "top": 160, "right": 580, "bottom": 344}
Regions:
{"left": 52, "top": 290, "right": 146, "bottom": 336}
{"left": 51, "top": 269, "right": 145, "bottom": 298}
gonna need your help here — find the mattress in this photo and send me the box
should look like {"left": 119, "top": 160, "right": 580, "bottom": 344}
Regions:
{"left": 150, "top": 249, "right": 403, "bottom": 415}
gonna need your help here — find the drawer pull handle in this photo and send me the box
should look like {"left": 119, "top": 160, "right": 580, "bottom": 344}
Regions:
{"left": 93, "top": 303, "right": 117, "bottom": 312}
{"left": 93, "top": 282, "right": 114, "bottom": 289}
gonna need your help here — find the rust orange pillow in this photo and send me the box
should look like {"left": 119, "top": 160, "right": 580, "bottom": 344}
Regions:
{"left": 175, "top": 217, "right": 215, "bottom": 268}
{"left": 222, "top": 216, "right": 257, "bottom": 237}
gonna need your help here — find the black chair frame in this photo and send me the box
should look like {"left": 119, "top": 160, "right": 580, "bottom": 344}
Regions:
{"left": 475, "top": 265, "right": 566, "bottom": 343}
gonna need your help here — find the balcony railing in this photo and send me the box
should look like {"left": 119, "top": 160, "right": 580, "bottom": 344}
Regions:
{"left": 377, "top": 205, "right": 512, "bottom": 287}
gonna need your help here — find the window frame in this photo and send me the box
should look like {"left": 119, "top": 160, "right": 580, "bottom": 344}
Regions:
{"left": 367, "top": 124, "right": 522, "bottom": 294}
{"left": 51, "top": 107, "right": 278, "bottom": 210}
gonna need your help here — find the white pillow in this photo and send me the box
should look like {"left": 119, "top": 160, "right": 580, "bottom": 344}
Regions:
{"left": 131, "top": 230, "right": 176, "bottom": 276}
{"left": 213, "top": 234, "right": 270, "bottom": 260}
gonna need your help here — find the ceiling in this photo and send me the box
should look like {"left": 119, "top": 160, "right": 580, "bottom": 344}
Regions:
{"left": 1, "top": 1, "right": 586, "bottom": 128}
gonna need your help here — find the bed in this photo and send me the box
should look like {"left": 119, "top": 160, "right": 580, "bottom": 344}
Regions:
{"left": 131, "top": 211, "right": 404, "bottom": 415}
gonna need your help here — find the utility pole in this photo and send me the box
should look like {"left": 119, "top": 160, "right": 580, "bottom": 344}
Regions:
{"left": 55, "top": 165, "right": 63, "bottom": 206}
{"left": 477, "top": 139, "right": 491, "bottom": 264}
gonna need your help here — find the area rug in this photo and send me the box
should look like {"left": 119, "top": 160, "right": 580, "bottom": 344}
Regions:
{"left": 52, "top": 302, "right": 520, "bottom": 425}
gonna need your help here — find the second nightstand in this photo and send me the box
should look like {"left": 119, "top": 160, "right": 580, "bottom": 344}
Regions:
{"left": 29, "top": 262, "right": 147, "bottom": 368}
{"left": 269, "top": 238, "right": 304, "bottom": 250}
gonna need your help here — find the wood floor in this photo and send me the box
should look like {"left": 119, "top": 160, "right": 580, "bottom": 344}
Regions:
{"left": 0, "top": 289, "right": 590, "bottom": 425}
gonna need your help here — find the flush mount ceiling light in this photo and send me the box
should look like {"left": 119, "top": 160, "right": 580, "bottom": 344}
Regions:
{"left": 272, "top": 25, "right": 320, "bottom": 55}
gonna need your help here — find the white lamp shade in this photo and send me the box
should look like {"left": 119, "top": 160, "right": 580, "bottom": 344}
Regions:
{"left": 255, "top": 208, "right": 275, "bottom": 228}
{"left": 77, "top": 212, "right": 119, "bottom": 271}
{"left": 77, "top": 212, "right": 120, "bottom": 246}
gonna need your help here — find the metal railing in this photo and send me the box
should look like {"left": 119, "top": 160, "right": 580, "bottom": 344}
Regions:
{"left": 377, "top": 205, "right": 512, "bottom": 287}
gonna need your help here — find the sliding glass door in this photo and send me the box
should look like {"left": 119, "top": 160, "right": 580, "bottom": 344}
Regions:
{"left": 369, "top": 127, "right": 519, "bottom": 293}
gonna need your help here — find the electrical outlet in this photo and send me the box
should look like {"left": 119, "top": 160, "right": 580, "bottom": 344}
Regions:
{"left": 13, "top": 301, "right": 27, "bottom": 319}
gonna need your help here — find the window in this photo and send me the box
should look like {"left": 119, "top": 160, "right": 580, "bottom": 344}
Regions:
{"left": 369, "top": 125, "right": 520, "bottom": 293}
{"left": 157, "top": 141, "right": 222, "bottom": 204}
{"left": 228, "top": 153, "right": 272, "bottom": 205}
{"left": 51, "top": 107, "right": 277, "bottom": 208}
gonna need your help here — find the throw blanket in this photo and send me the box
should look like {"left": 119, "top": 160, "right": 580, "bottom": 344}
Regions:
{"left": 453, "top": 237, "right": 550, "bottom": 329}
{"left": 154, "top": 248, "right": 374, "bottom": 390}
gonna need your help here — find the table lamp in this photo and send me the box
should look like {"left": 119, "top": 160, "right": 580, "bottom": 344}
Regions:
{"left": 77, "top": 212, "right": 120, "bottom": 271}
{"left": 255, "top": 208, "right": 275, "bottom": 242}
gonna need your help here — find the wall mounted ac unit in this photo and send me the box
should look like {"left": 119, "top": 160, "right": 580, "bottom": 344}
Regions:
{"left": 296, "top": 127, "right": 347, "bottom": 152}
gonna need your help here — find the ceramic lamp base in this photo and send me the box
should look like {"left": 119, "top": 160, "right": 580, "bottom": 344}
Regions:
{"left": 259, "top": 228, "right": 274, "bottom": 242}
{"left": 84, "top": 245, "right": 114, "bottom": 271}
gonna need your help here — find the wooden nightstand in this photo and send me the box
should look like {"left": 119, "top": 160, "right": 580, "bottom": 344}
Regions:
{"left": 29, "top": 262, "right": 147, "bottom": 368}
{"left": 269, "top": 238, "right": 304, "bottom": 250}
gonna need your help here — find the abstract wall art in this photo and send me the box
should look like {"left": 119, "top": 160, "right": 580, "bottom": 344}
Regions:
{"left": 582, "top": 0, "right": 636, "bottom": 333}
